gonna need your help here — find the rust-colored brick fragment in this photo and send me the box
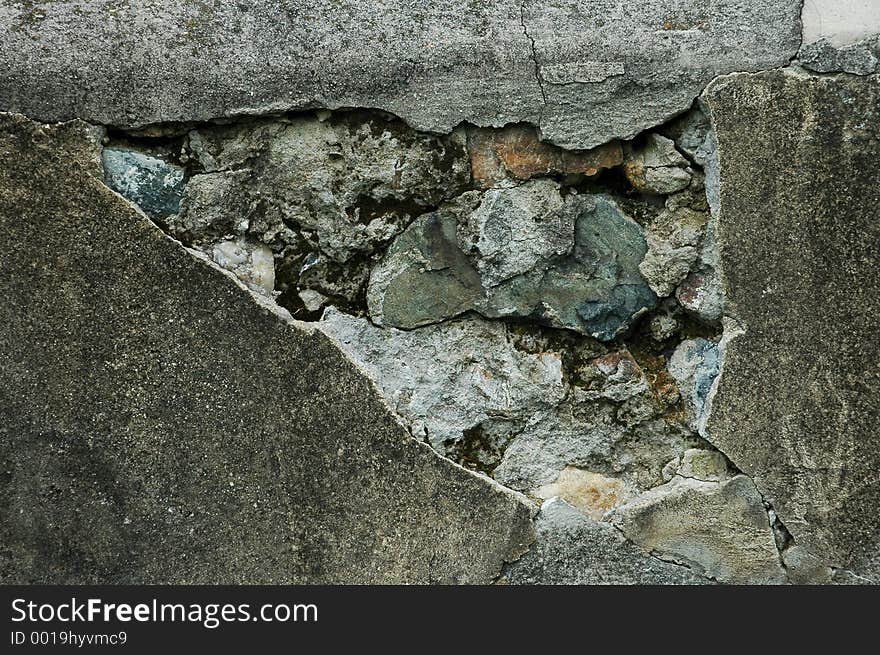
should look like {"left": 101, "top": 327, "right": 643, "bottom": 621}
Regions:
{"left": 467, "top": 125, "right": 622, "bottom": 188}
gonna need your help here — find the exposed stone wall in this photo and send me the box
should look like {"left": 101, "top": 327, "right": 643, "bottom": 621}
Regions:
{"left": 1, "top": 1, "right": 878, "bottom": 584}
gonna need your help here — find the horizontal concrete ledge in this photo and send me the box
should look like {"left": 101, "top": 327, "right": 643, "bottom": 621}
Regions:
{"left": 0, "top": 0, "right": 801, "bottom": 148}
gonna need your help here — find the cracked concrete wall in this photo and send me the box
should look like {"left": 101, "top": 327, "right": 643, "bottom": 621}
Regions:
{"left": 1, "top": 1, "right": 878, "bottom": 585}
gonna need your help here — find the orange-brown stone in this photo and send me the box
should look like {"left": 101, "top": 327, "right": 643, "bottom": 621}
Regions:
{"left": 467, "top": 125, "right": 623, "bottom": 188}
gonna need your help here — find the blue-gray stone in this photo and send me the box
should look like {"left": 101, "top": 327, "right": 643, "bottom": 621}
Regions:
{"left": 367, "top": 182, "right": 657, "bottom": 340}
{"left": 567, "top": 196, "right": 658, "bottom": 340}
{"left": 668, "top": 337, "right": 720, "bottom": 428}
{"left": 692, "top": 341, "right": 721, "bottom": 414}
{"left": 102, "top": 147, "right": 185, "bottom": 218}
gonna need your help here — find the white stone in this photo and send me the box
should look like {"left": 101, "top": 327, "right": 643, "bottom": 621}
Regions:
{"left": 209, "top": 237, "right": 275, "bottom": 294}
{"left": 802, "top": 0, "right": 880, "bottom": 47}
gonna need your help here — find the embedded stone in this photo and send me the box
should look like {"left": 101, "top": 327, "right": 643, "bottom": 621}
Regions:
{"left": 169, "top": 169, "right": 256, "bottom": 239}
{"left": 574, "top": 350, "right": 649, "bottom": 403}
{"left": 298, "top": 289, "right": 328, "bottom": 313}
{"left": 207, "top": 236, "right": 275, "bottom": 295}
{"left": 534, "top": 468, "right": 631, "bottom": 521}
{"left": 457, "top": 180, "right": 575, "bottom": 288}
{"left": 676, "top": 269, "right": 723, "bottom": 324}
{"left": 466, "top": 125, "right": 623, "bottom": 188}
{"left": 639, "top": 205, "right": 708, "bottom": 297}
{"left": 502, "top": 498, "right": 708, "bottom": 585}
{"left": 677, "top": 448, "right": 730, "bottom": 482}
{"left": 661, "top": 107, "right": 712, "bottom": 166}
{"left": 649, "top": 300, "right": 683, "bottom": 341}
{"left": 611, "top": 474, "right": 786, "bottom": 584}
{"left": 365, "top": 192, "right": 487, "bottom": 330}
{"left": 368, "top": 181, "right": 657, "bottom": 340}
{"left": 661, "top": 106, "right": 720, "bottom": 213}
{"left": 623, "top": 134, "right": 692, "bottom": 195}
{"left": 667, "top": 337, "right": 720, "bottom": 433}
{"left": 675, "top": 208, "right": 722, "bottom": 323}
{"left": 102, "top": 147, "right": 185, "bottom": 218}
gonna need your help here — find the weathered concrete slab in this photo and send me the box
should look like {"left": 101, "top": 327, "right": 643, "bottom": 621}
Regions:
{"left": 0, "top": 1, "right": 800, "bottom": 148}
{"left": 0, "top": 112, "right": 534, "bottom": 584}
{"left": 703, "top": 69, "right": 880, "bottom": 580}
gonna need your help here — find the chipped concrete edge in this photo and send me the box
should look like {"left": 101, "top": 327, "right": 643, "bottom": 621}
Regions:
{"left": 697, "top": 71, "right": 793, "bottom": 579}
